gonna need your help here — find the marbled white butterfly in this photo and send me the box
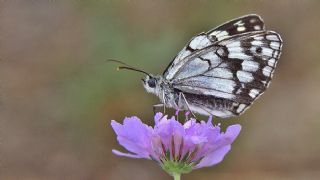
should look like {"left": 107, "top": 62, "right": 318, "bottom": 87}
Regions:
{"left": 113, "top": 14, "right": 283, "bottom": 118}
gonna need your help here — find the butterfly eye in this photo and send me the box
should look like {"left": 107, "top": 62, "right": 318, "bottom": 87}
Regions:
{"left": 147, "top": 78, "right": 156, "bottom": 88}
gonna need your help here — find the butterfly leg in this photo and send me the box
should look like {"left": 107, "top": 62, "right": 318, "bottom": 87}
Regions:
{"left": 153, "top": 104, "right": 167, "bottom": 121}
{"left": 174, "top": 92, "right": 183, "bottom": 120}
{"left": 161, "top": 90, "right": 167, "bottom": 114}
{"left": 152, "top": 91, "right": 166, "bottom": 116}
{"left": 179, "top": 92, "right": 196, "bottom": 119}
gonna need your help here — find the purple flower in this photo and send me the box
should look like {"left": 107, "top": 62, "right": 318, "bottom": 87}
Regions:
{"left": 111, "top": 113, "right": 241, "bottom": 178}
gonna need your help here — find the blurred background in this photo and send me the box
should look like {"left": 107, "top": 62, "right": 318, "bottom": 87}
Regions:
{"left": 1, "top": 0, "right": 320, "bottom": 179}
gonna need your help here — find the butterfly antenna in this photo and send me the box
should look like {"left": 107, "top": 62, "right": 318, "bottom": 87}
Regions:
{"left": 107, "top": 59, "right": 150, "bottom": 76}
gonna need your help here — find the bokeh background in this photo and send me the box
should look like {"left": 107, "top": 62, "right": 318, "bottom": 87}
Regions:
{"left": 1, "top": 0, "right": 320, "bottom": 179}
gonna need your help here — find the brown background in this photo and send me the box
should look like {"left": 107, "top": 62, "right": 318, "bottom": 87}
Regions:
{"left": 1, "top": 0, "right": 320, "bottom": 179}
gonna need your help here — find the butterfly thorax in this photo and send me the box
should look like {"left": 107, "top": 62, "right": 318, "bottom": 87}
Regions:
{"left": 142, "top": 75, "right": 178, "bottom": 108}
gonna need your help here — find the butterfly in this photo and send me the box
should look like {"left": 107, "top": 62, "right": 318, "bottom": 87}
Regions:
{"left": 111, "top": 14, "right": 283, "bottom": 118}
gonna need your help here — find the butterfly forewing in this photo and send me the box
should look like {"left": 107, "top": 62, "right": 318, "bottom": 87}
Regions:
{"left": 207, "top": 14, "right": 265, "bottom": 42}
{"left": 161, "top": 14, "right": 282, "bottom": 117}
{"left": 163, "top": 14, "right": 265, "bottom": 80}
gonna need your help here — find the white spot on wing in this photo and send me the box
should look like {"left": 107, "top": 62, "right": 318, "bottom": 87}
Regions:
{"left": 189, "top": 35, "right": 212, "bottom": 49}
{"left": 273, "top": 51, "right": 279, "bottom": 58}
{"left": 249, "top": 89, "right": 260, "bottom": 98}
{"left": 250, "top": 46, "right": 258, "bottom": 54}
{"left": 201, "top": 51, "right": 216, "bottom": 59}
{"left": 217, "top": 48, "right": 225, "bottom": 57}
{"left": 270, "top": 42, "right": 280, "bottom": 50}
{"left": 266, "top": 34, "right": 279, "bottom": 41}
{"left": 250, "top": 18, "right": 257, "bottom": 23}
{"left": 268, "top": 58, "right": 276, "bottom": 67}
{"left": 226, "top": 41, "right": 241, "bottom": 48}
{"left": 205, "top": 68, "right": 233, "bottom": 79}
{"left": 242, "top": 60, "right": 259, "bottom": 72}
{"left": 236, "top": 104, "right": 247, "bottom": 113}
{"left": 261, "top": 47, "right": 273, "bottom": 57}
{"left": 251, "top": 40, "right": 263, "bottom": 46}
{"left": 254, "top": 25, "right": 261, "bottom": 30}
{"left": 262, "top": 66, "right": 273, "bottom": 76}
{"left": 237, "top": 26, "right": 246, "bottom": 32}
{"left": 226, "top": 41, "right": 252, "bottom": 60}
{"left": 209, "top": 78, "right": 236, "bottom": 93}
{"left": 216, "top": 31, "right": 229, "bottom": 40}
{"left": 237, "top": 71, "right": 254, "bottom": 82}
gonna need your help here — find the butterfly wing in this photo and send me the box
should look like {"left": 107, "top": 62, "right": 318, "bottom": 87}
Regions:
{"left": 163, "top": 14, "right": 265, "bottom": 80}
{"left": 162, "top": 14, "right": 282, "bottom": 117}
{"left": 171, "top": 31, "right": 282, "bottom": 117}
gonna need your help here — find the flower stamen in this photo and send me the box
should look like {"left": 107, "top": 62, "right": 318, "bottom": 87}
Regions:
{"left": 178, "top": 138, "right": 184, "bottom": 161}
{"left": 171, "top": 135, "right": 175, "bottom": 160}
{"left": 187, "top": 146, "right": 199, "bottom": 164}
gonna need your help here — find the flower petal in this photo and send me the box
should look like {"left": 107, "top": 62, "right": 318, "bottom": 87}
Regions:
{"left": 224, "top": 124, "right": 242, "bottom": 143}
{"left": 213, "top": 124, "right": 242, "bottom": 148}
{"left": 154, "top": 112, "right": 164, "bottom": 125}
{"left": 112, "top": 149, "right": 145, "bottom": 159}
{"left": 194, "top": 145, "right": 231, "bottom": 169}
{"left": 193, "top": 124, "right": 241, "bottom": 164}
{"left": 111, "top": 117, "right": 153, "bottom": 158}
{"left": 111, "top": 114, "right": 242, "bottom": 172}
{"left": 154, "top": 116, "right": 185, "bottom": 150}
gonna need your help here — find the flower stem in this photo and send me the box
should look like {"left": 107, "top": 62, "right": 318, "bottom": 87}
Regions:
{"left": 173, "top": 173, "right": 181, "bottom": 180}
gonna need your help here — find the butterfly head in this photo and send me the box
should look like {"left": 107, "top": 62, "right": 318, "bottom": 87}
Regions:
{"left": 142, "top": 75, "right": 163, "bottom": 95}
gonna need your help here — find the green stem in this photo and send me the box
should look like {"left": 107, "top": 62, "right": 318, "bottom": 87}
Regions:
{"left": 173, "top": 173, "right": 181, "bottom": 180}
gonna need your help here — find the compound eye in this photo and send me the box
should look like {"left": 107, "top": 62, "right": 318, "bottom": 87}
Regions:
{"left": 147, "top": 78, "right": 156, "bottom": 88}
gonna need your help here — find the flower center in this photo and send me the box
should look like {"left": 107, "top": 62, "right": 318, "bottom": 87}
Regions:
{"left": 154, "top": 136, "right": 202, "bottom": 176}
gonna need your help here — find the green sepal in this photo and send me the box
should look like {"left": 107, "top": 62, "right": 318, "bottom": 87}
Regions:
{"left": 161, "top": 159, "right": 193, "bottom": 177}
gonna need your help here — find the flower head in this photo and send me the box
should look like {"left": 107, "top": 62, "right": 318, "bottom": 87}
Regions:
{"left": 111, "top": 113, "right": 241, "bottom": 177}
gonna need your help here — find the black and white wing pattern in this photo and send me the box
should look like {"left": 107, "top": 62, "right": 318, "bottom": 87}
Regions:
{"left": 163, "top": 14, "right": 282, "bottom": 117}
{"left": 164, "top": 14, "right": 265, "bottom": 79}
